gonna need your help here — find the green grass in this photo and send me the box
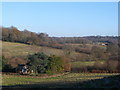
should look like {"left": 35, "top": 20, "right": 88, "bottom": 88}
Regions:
{"left": 1, "top": 41, "right": 81, "bottom": 58}
{"left": 1, "top": 41, "right": 106, "bottom": 68}
{"left": 1, "top": 41, "right": 84, "bottom": 67}
{"left": 71, "top": 61, "right": 95, "bottom": 68}
{"left": 1, "top": 73, "right": 120, "bottom": 88}
{"left": 71, "top": 60, "right": 106, "bottom": 68}
{"left": 1, "top": 41, "right": 65, "bottom": 58}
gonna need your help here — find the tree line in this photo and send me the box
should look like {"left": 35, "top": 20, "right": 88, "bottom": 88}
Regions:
{"left": 1, "top": 26, "right": 119, "bottom": 62}
{"left": 1, "top": 26, "right": 118, "bottom": 48}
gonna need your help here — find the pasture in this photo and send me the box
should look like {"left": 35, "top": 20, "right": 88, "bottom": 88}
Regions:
{"left": 1, "top": 41, "right": 64, "bottom": 58}
{"left": 1, "top": 41, "right": 91, "bottom": 67}
{"left": 71, "top": 61, "right": 95, "bottom": 68}
{"left": 1, "top": 73, "right": 120, "bottom": 88}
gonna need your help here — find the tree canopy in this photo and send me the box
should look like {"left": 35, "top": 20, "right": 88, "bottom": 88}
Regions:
{"left": 27, "top": 52, "right": 65, "bottom": 74}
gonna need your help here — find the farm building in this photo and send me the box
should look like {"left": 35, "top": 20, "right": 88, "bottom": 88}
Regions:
{"left": 16, "top": 64, "right": 31, "bottom": 74}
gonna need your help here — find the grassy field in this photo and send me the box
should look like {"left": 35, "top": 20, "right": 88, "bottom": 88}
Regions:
{"left": 1, "top": 41, "right": 84, "bottom": 59}
{"left": 71, "top": 61, "right": 106, "bottom": 68}
{"left": 1, "top": 41, "right": 65, "bottom": 58}
{"left": 71, "top": 61, "right": 95, "bottom": 68}
{"left": 1, "top": 41, "right": 93, "bottom": 67}
{"left": 1, "top": 73, "right": 120, "bottom": 88}
{"left": 1, "top": 41, "right": 106, "bottom": 68}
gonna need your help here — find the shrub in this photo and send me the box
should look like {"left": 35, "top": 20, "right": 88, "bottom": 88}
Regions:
{"left": 46, "top": 55, "right": 64, "bottom": 74}
{"left": 28, "top": 52, "right": 65, "bottom": 74}
{"left": 71, "top": 67, "right": 87, "bottom": 73}
{"left": 62, "top": 56, "right": 71, "bottom": 72}
{"left": 0, "top": 56, "right": 13, "bottom": 72}
{"left": 27, "top": 52, "right": 49, "bottom": 74}
{"left": 93, "top": 61, "right": 107, "bottom": 70}
{"left": 106, "top": 60, "right": 118, "bottom": 71}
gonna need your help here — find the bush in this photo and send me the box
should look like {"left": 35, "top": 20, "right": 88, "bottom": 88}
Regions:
{"left": 106, "top": 60, "right": 118, "bottom": 71}
{"left": 62, "top": 56, "right": 71, "bottom": 72}
{"left": 28, "top": 52, "right": 65, "bottom": 74}
{"left": 27, "top": 52, "right": 49, "bottom": 74}
{"left": 71, "top": 66, "right": 87, "bottom": 73}
{"left": 93, "top": 61, "right": 107, "bottom": 70}
{"left": 46, "top": 55, "right": 64, "bottom": 74}
{"left": 0, "top": 56, "right": 13, "bottom": 72}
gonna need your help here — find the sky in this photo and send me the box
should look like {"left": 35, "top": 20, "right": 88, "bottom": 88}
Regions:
{"left": 2, "top": 2, "right": 118, "bottom": 37}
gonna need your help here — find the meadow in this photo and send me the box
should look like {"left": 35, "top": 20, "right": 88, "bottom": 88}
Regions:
{"left": 1, "top": 41, "right": 95, "bottom": 68}
{"left": 71, "top": 61, "right": 95, "bottom": 68}
{"left": 1, "top": 41, "right": 64, "bottom": 58}
{"left": 1, "top": 73, "right": 120, "bottom": 88}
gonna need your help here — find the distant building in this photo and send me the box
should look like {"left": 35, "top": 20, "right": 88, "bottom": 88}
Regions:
{"left": 101, "top": 43, "right": 106, "bottom": 46}
{"left": 16, "top": 64, "right": 31, "bottom": 74}
{"left": 97, "top": 42, "right": 109, "bottom": 46}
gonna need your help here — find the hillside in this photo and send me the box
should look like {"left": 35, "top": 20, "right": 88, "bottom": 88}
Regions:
{"left": 1, "top": 41, "right": 109, "bottom": 70}
{"left": 2, "top": 41, "right": 65, "bottom": 58}
{"left": 1, "top": 41, "right": 84, "bottom": 67}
